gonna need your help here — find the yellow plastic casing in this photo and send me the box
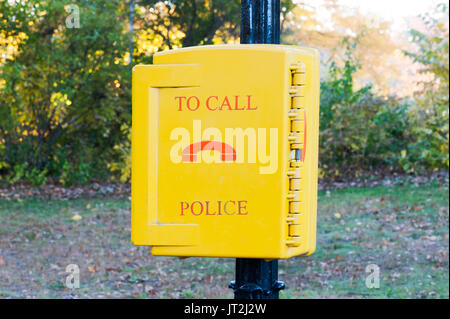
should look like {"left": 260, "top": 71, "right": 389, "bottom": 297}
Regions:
{"left": 132, "top": 44, "right": 320, "bottom": 259}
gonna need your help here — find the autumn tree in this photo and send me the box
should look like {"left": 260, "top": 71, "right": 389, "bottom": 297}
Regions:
{"left": 283, "top": 0, "right": 401, "bottom": 95}
{"left": 0, "top": 0, "right": 131, "bottom": 184}
{"left": 133, "top": 0, "right": 296, "bottom": 57}
{"left": 404, "top": 3, "right": 449, "bottom": 169}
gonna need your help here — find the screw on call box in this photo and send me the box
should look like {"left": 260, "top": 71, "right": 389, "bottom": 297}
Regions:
{"left": 132, "top": 45, "right": 320, "bottom": 259}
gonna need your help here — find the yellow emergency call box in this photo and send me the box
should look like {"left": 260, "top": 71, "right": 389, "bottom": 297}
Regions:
{"left": 132, "top": 44, "right": 320, "bottom": 259}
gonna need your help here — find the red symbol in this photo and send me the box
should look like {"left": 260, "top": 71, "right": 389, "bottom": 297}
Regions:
{"left": 182, "top": 141, "right": 237, "bottom": 163}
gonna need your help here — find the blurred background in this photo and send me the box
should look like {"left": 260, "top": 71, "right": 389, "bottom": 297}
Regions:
{"left": 0, "top": 0, "right": 448, "bottom": 299}
{"left": 0, "top": 0, "right": 448, "bottom": 186}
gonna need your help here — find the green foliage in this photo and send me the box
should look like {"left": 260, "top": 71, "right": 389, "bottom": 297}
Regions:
{"left": 138, "top": 0, "right": 241, "bottom": 48}
{"left": 404, "top": 3, "right": 449, "bottom": 169}
{"left": 320, "top": 4, "right": 449, "bottom": 180}
{"left": 108, "top": 123, "right": 131, "bottom": 183}
{"left": 0, "top": 1, "right": 448, "bottom": 185}
{"left": 320, "top": 37, "right": 416, "bottom": 178}
{"left": 0, "top": 0, "right": 131, "bottom": 185}
{"left": 135, "top": 0, "right": 295, "bottom": 50}
{"left": 4, "top": 162, "right": 47, "bottom": 186}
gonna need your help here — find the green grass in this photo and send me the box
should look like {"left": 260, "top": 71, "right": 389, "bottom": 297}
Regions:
{"left": 0, "top": 182, "right": 448, "bottom": 298}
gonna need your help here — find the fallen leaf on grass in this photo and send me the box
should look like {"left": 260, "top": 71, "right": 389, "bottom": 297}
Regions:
{"left": 71, "top": 214, "right": 82, "bottom": 221}
{"left": 146, "top": 286, "right": 157, "bottom": 296}
{"left": 334, "top": 213, "right": 341, "bottom": 219}
{"left": 0, "top": 255, "right": 5, "bottom": 266}
{"left": 88, "top": 265, "right": 99, "bottom": 273}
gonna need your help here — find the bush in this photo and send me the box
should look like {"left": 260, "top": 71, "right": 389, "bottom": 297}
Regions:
{"left": 320, "top": 37, "right": 416, "bottom": 179}
{"left": 0, "top": 2, "right": 447, "bottom": 185}
{"left": 403, "top": 3, "right": 449, "bottom": 170}
{"left": 0, "top": 0, "right": 131, "bottom": 185}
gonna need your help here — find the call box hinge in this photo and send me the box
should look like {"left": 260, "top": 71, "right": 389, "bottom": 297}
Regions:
{"left": 286, "top": 62, "right": 307, "bottom": 248}
{"left": 286, "top": 214, "right": 300, "bottom": 224}
{"left": 290, "top": 62, "right": 306, "bottom": 74}
{"left": 286, "top": 236, "right": 301, "bottom": 247}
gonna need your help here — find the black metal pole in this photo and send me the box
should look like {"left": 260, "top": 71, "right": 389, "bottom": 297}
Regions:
{"left": 240, "top": 0, "right": 280, "bottom": 44}
{"left": 229, "top": 0, "right": 284, "bottom": 300}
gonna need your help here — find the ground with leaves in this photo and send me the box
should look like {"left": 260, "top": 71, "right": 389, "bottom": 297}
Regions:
{"left": 0, "top": 180, "right": 448, "bottom": 299}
